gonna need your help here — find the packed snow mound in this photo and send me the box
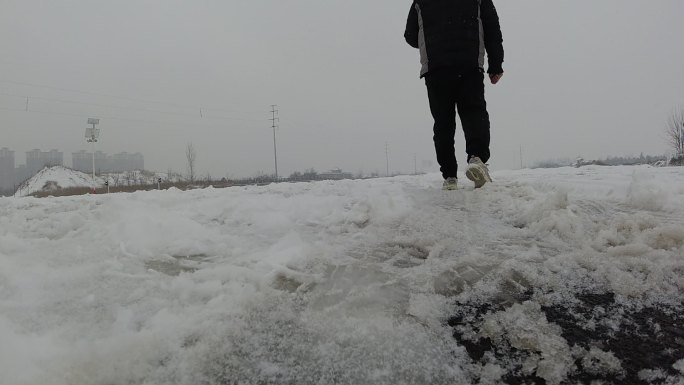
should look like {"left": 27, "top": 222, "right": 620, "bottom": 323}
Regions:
{"left": 14, "top": 167, "right": 170, "bottom": 196}
{"left": 15, "top": 166, "right": 102, "bottom": 196}
{"left": 0, "top": 165, "right": 683, "bottom": 384}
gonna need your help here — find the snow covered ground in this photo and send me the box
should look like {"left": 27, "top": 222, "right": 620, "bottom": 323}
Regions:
{"left": 0, "top": 165, "right": 683, "bottom": 385}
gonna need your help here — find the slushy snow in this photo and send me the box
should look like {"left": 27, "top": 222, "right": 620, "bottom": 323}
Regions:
{"left": 0, "top": 165, "right": 683, "bottom": 384}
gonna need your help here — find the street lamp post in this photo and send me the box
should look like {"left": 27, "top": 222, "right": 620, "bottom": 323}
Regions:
{"left": 85, "top": 118, "right": 100, "bottom": 187}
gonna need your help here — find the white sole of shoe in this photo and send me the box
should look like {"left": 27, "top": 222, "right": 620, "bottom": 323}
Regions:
{"left": 466, "top": 167, "right": 488, "bottom": 188}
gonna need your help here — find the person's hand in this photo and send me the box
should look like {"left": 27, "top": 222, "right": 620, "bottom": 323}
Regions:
{"left": 489, "top": 73, "right": 503, "bottom": 85}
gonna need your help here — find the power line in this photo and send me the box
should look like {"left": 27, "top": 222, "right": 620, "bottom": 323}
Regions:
{"left": 270, "top": 105, "right": 279, "bottom": 180}
{"left": 0, "top": 79, "right": 268, "bottom": 115}
{"left": 0, "top": 106, "right": 24, "bottom": 113}
{"left": 0, "top": 106, "right": 264, "bottom": 130}
{"left": 0, "top": 92, "right": 265, "bottom": 122}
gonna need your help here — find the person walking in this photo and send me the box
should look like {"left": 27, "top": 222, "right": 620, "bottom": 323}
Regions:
{"left": 404, "top": 0, "right": 504, "bottom": 190}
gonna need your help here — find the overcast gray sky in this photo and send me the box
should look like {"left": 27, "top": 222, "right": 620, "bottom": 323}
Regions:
{"left": 1, "top": 0, "right": 683, "bottom": 178}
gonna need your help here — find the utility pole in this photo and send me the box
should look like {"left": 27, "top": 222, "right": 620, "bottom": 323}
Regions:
{"left": 270, "top": 105, "right": 279, "bottom": 180}
{"left": 385, "top": 142, "right": 390, "bottom": 177}
{"left": 520, "top": 145, "right": 523, "bottom": 169}
{"left": 85, "top": 118, "right": 100, "bottom": 187}
{"left": 414, "top": 154, "right": 417, "bottom": 175}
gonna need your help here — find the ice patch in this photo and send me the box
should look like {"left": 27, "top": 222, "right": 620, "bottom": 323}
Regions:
{"left": 643, "top": 225, "right": 684, "bottom": 251}
{"left": 480, "top": 301, "right": 574, "bottom": 385}
{"left": 626, "top": 171, "right": 669, "bottom": 211}
{"left": 0, "top": 316, "right": 60, "bottom": 385}
{"left": 581, "top": 347, "right": 622, "bottom": 375}
{"left": 674, "top": 359, "right": 684, "bottom": 374}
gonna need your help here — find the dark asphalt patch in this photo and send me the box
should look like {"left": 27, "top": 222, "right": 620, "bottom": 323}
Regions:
{"left": 448, "top": 292, "right": 684, "bottom": 384}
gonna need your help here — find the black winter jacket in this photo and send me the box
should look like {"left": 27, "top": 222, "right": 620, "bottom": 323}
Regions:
{"left": 404, "top": 0, "right": 504, "bottom": 78}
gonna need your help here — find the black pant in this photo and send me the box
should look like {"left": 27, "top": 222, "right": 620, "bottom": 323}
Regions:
{"left": 425, "top": 67, "right": 491, "bottom": 179}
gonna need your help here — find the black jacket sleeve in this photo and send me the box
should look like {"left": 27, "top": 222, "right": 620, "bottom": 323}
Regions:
{"left": 481, "top": 0, "right": 504, "bottom": 74}
{"left": 404, "top": 2, "right": 419, "bottom": 49}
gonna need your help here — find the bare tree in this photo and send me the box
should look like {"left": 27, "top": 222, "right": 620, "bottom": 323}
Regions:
{"left": 666, "top": 107, "right": 684, "bottom": 159}
{"left": 186, "top": 142, "right": 197, "bottom": 182}
{"left": 125, "top": 171, "right": 135, "bottom": 186}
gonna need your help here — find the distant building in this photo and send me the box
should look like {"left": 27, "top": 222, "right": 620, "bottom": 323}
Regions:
{"left": 94, "top": 151, "right": 108, "bottom": 173}
{"left": 72, "top": 150, "right": 91, "bottom": 173}
{"left": 46, "top": 149, "right": 63, "bottom": 168}
{"left": 25, "top": 149, "right": 41, "bottom": 175}
{"left": 318, "top": 168, "right": 354, "bottom": 181}
{"left": 111, "top": 152, "right": 130, "bottom": 172}
{"left": 129, "top": 152, "right": 144, "bottom": 171}
{"left": 0, "top": 147, "right": 15, "bottom": 191}
{"left": 14, "top": 164, "right": 29, "bottom": 186}
{"left": 26, "top": 149, "right": 63, "bottom": 176}
{"left": 72, "top": 151, "right": 144, "bottom": 173}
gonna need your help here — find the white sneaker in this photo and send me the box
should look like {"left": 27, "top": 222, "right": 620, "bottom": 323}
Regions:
{"left": 465, "top": 157, "right": 492, "bottom": 188}
{"left": 442, "top": 177, "right": 458, "bottom": 190}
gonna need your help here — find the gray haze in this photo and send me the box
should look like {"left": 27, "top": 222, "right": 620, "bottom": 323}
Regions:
{"left": 1, "top": 0, "right": 683, "bottom": 178}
